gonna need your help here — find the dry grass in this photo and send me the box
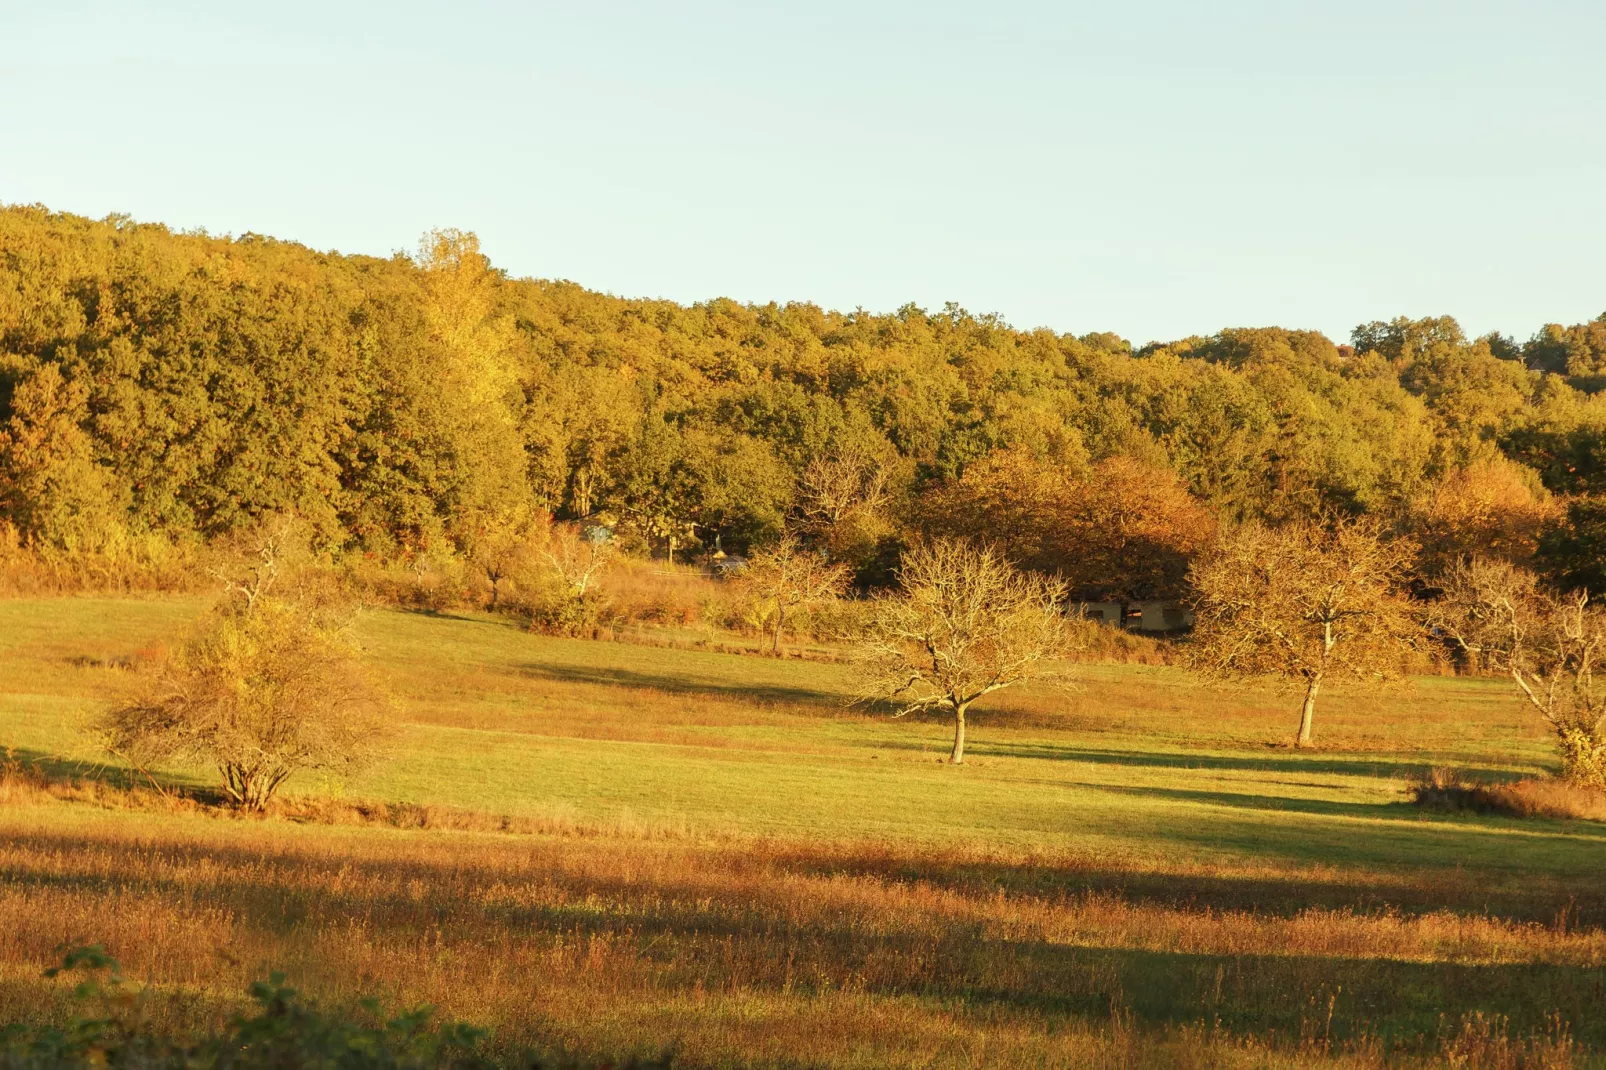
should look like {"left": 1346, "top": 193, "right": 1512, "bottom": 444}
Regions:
{"left": 0, "top": 802, "right": 1599, "bottom": 1068}
{"left": 1409, "top": 768, "right": 1606, "bottom": 823}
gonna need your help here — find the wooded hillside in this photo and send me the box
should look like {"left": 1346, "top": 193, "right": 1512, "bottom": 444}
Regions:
{"left": 3, "top": 204, "right": 1605, "bottom": 592}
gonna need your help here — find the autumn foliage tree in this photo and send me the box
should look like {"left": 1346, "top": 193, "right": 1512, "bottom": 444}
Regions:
{"left": 103, "top": 528, "right": 388, "bottom": 809}
{"left": 1410, "top": 456, "right": 1557, "bottom": 570}
{"left": 1188, "top": 517, "right": 1418, "bottom": 747}
{"left": 0, "top": 363, "right": 123, "bottom": 555}
{"left": 855, "top": 539, "right": 1076, "bottom": 764}
{"left": 914, "top": 450, "right": 1215, "bottom": 601}
{"left": 9, "top": 205, "right": 1606, "bottom": 592}
{"left": 463, "top": 513, "right": 540, "bottom": 611}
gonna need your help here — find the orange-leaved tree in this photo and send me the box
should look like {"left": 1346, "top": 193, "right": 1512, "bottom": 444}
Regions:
{"left": 913, "top": 450, "right": 1214, "bottom": 601}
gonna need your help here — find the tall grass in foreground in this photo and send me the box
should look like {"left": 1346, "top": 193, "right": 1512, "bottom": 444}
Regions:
{"left": 0, "top": 797, "right": 1601, "bottom": 1068}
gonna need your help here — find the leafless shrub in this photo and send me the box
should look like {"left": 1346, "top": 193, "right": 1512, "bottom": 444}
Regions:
{"left": 738, "top": 534, "right": 852, "bottom": 654}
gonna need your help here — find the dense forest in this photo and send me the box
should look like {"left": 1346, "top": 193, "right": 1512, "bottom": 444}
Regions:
{"left": 3, "top": 203, "right": 1605, "bottom": 598}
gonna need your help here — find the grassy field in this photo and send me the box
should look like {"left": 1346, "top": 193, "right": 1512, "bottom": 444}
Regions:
{"left": 2, "top": 596, "right": 1603, "bottom": 1067}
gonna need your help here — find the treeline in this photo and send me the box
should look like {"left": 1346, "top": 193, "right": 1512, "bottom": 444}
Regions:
{"left": 3, "top": 203, "right": 1606, "bottom": 598}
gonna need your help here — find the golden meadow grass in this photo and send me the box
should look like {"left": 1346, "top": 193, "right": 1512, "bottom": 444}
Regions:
{"left": 2, "top": 596, "right": 1604, "bottom": 1067}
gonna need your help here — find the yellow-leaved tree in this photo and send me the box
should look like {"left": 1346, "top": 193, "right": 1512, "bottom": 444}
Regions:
{"left": 103, "top": 521, "right": 389, "bottom": 809}
{"left": 0, "top": 363, "right": 125, "bottom": 556}
{"left": 416, "top": 228, "right": 532, "bottom": 542}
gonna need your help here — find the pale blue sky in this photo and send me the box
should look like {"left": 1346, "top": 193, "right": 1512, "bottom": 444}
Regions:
{"left": 3, "top": 1, "right": 1603, "bottom": 345}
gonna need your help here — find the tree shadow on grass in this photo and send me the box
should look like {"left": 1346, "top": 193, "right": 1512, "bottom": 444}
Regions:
{"left": 11, "top": 792, "right": 1604, "bottom": 928}
{"left": 3, "top": 826, "right": 1604, "bottom": 1055}
{"left": 953, "top": 944, "right": 1606, "bottom": 1053}
{"left": 513, "top": 662, "right": 847, "bottom": 712}
{"left": 1091, "top": 782, "right": 1418, "bottom": 822}
{"left": 398, "top": 607, "right": 526, "bottom": 631}
{"left": 1092, "top": 781, "right": 1606, "bottom": 838}
{"left": 910, "top": 737, "right": 1522, "bottom": 782}
{"left": 1, "top": 746, "right": 209, "bottom": 797}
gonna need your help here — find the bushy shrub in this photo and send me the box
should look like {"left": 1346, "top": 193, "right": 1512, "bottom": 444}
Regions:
{"left": 0, "top": 947, "right": 490, "bottom": 1069}
{"left": 102, "top": 593, "right": 390, "bottom": 811}
{"left": 513, "top": 522, "right": 616, "bottom": 635}
{"left": 0, "top": 525, "right": 202, "bottom": 597}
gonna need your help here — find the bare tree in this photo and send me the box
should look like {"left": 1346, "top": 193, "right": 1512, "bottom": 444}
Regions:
{"left": 1189, "top": 516, "right": 1417, "bottom": 747}
{"left": 104, "top": 595, "right": 388, "bottom": 810}
{"left": 855, "top": 538, "right": 1075, "bottom": 764}
{"left": 541, "top": 522, "right": 616, "bottom": 604}
{"left": 740, "top": 534, "right": 851, "bottom": 654}
{"left": 798, "top": 447, "right": 888, "bottom": 533}
{"left": 1429, "top": 558, "right": 1606, "bottom": 787}
{"left": 796, "top": 445, "right": 898, "bottom": 568}
{"left": 207, "top": 513, "right": 305, "bottom": 613}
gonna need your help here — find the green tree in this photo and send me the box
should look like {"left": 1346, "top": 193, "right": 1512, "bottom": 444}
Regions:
{"left": 610, "top": 416, "right": 699, "bottom": 562}
{"left": 0, "top": 363, "right": 124, "bottom": 553}
{"left": 1536, "top": 497, "right": 1606, "bottom": 595}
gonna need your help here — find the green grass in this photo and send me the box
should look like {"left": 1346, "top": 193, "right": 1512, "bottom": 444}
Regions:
{"left": 0, "top": 596, "right": 1592, "bottom": 889}
{"left": 3, "top": 595, "right": 1604, "bottom": 1066}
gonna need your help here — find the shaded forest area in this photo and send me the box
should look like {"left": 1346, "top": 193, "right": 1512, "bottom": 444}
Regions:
{"left": 3, "top": 204, "right": 1605, "bottom": 600}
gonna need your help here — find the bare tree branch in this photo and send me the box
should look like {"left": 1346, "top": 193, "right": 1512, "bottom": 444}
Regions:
{"left": 1429, "top": 558, "right": 1606, "bottom": 785}
{"left": 853, "top": 538, "right": 1079, "bottom": 763}
{"left": 1188, "top": 515, "right": 1417, "bottom": 747}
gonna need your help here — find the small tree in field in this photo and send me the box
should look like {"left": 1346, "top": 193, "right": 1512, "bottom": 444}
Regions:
{"left": 105, "top": 598, "right": 387, "bottom": 809}
{"left": 105, "top": 529, "right": 387, "bottom": 809}
{"left": 855, "top": 538, "right": 1074, "bottom": 764}
{"left": 1189, "top": 516, "right": 1417, "bottom": 747}
{"left": 1429, "top": 558, "right": 1606, "bottom": 787}
{"left": 465, "top": 515, "right": 535, "bottom": 612}
{"left": 740, "top": 534, "right": 852, "bottom": 654}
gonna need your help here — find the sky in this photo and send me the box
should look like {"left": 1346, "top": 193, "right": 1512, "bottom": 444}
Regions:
{"left": 2, "top": 0, "right": 1603, "bottom": 346}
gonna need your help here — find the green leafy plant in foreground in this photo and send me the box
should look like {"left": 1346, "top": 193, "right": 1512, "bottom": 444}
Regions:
{"left": 0, "top": 947, "right": 511, "bottom": 1069}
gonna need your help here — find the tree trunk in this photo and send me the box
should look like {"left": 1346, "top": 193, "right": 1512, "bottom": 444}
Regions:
{"left": 773, "top": 606, "right": 785, "bottom": 655}
{"left": 1296, "top": 674, "right": 1321, "bottom": 747}
{"left": 950, "top": 702, "right": 969, "bottom": 764}
{"left": 667, "top": 534, "right": 675, "bottom": 566}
